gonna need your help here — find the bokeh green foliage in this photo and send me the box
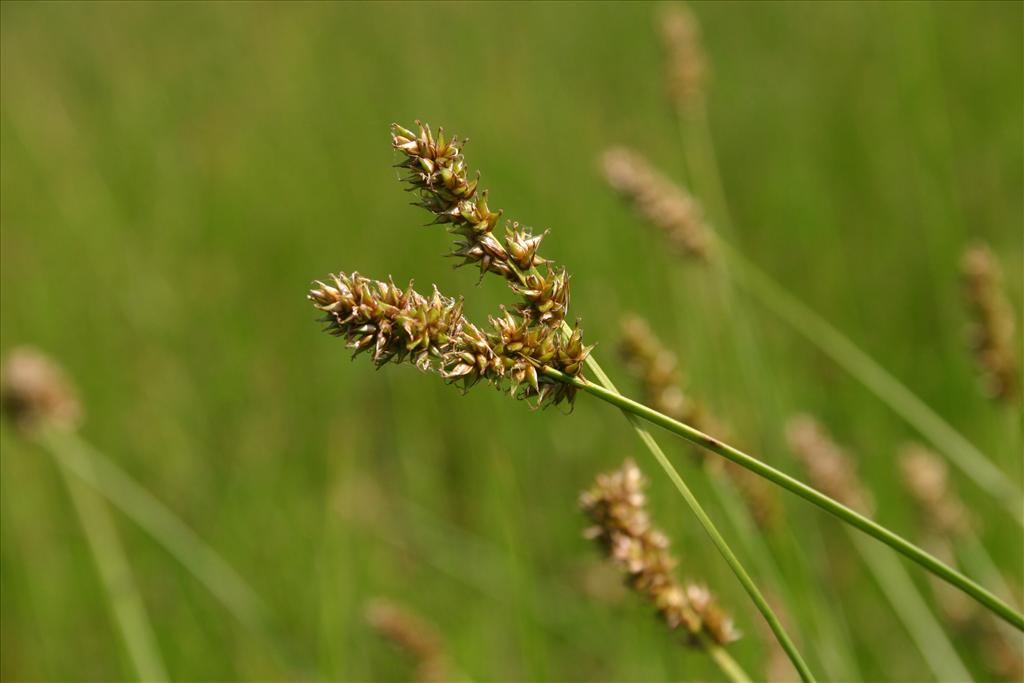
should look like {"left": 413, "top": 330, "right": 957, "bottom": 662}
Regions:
{"left": 1, "top": 1, "right": 1021, "bottom": 680}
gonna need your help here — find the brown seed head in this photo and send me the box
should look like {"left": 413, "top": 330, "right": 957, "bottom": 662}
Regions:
{"left": 365, "top": 598, "right": 449, "bottom": 683}
{"left": 659, "top": 3, "right": 708, "bottom": 113}
{"left": 391, "top": 121, "right": 571, "bottom": 328}
{"left": 785, "top": 415, "right": 874, "bottom": 515}
{"left": 310, "top": 271, "right": 589, "bottom": 408}
{"left": 961, "top": 243, "right": 1018, "bottom": 403}
{"left": 898, "top": 443, "right": 972, "bottom": 540}
{"left": 580, "top": 458, "right": 740, "bottom": 647}
{"left": 1, "top": 347, "right": 82, "bottom": 435}
{"left": 603, "top": 147, "right": 713, "bottom": 260}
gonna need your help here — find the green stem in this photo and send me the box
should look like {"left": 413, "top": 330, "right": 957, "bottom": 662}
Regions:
{"left": 41, "top": 428, "right": 168, "bottom": 682}
{"left": 543, "top": 365, "right": 1024, "bottom": 632}
{"left": 50, "top": 430, "right": 267, "bottom": 630}
{"left": 700, "top": 635, "right": 754, "bottom": 683}
{"left": 576, "top": 352, "right": 815, "bottom": 683}
{"left": 720, "top": 242, "right": 1024, "bottom": 526}
{"left": 849, "top": 531, "right": 972, "bottom": 681}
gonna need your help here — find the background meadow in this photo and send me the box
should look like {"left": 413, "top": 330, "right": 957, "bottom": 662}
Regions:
{"left": 1, "top": 1, "right": 1021, "bottom": 680}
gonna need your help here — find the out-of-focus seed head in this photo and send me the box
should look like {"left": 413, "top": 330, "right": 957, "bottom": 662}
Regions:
{"left": 1, "top": 347, "right": 82, "bottom": 435}
{"left": 785, "top": 415, "right": 874, "bottom": 515}
{"left": 603, "top": 147, "right": 713, "bottom": 261}
{"left": 580, "top": 458, "right": 739, "bottom": 648}
{"left": 961, "top": 243, "right": 1018, "bottom": 403}
{"left": 659, "top": 3, "right": 707, "bottom": 113}
{"left": 899, "top": 443, "right": 972, "bottom": 539}
{"left": 365, "top": 598, "right": 449, "bottom": 683}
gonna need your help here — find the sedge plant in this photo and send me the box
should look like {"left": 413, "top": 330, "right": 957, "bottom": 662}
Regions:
{"left": 307, "top": 121, "right": 1024, "bottom": 679}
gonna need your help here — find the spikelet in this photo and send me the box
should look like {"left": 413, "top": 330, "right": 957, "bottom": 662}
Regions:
{"left": 580, "top": 458, "right": 740, "bottom": 647}
{"left": 620, "top": 314, "right": 696, "bottom": 424}
{"left": 365, "top": 598, "right": 449, "bottom": 683}
{"left": 961, "top": 243, "right": 1018, "bottom": 403}
{"left": 309, "top": 271, "right": 588, "bottom": 408}
{"left": 603, "top": 147, "right": 712, "bottom": 260}
{"left": 659, "top": 3, "right": 708, "bottom": 113}
{"left": 784, "top": 415, "right": 874, "bottom": 515}
{"left": 898, "top": 443, "right": 972, "bottom": 540}
{"left": 391, "top": 121, "right": 570, "bottom": 329}
{"left": 1, "top": 347, "right": 81, "bottom": 434}
{"left": 620, "top": 315, "right": 780, "bottom": 529}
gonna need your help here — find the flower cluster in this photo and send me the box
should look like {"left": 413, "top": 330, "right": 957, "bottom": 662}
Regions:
{"left": 785, "top": 415, "right": 874, "bottom": 515}
{"left": 301, "top": 120, "right": 593, "bottom": 407}
{"left": 961, "top": 243, "right": 1018, "bottom": 403}
{"left": 365, "top": 598, "right": 449, "bottom": 683}
{"left": 898, "top": 444, "right": 972, "bottom": 541}
{"left": 602, "top": 147, "right": 712, "bottom": 260}
{"left": 620, "top": 315, "right": 779, "bottom": 529}
{"left": 391, "top": 121, "right": 570, "bottom": 327}
{"left": 310, "top": 272, "right": 463, "bottom": 371}
{"left": 659, "top": 3, "right": 708, "bottom": 113}
{"left": 1, "top": 347, "right": 81, "bottom": 435}
{"left": 309, "top": 272, "right": 587, "bottom": 407}
{"left": 580, "top": 458, "right": 739, "bottom": 647}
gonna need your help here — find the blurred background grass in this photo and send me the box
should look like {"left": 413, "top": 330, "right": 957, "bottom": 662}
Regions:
{"left": 1, "top": 1, "right": 1021, "bottom": 681}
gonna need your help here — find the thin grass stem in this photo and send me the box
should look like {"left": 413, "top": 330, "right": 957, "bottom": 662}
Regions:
{"left": 676, "top": 107, "right": 1022, "bottom": 526}
{"left": 576, "top": 351, "right": 816, "bottom": 683}
{"left": 543, "top": 365, "right": 1024, "bottom": 632}
{"left": 719, "top": 242, "right": 1024, "bottom": 526}
{"left": 699, "top": 634, "right": 753, "bottom": 683}
{"left": 45, "top": 430, "right": 268, "bottom": 631}
{"left": 849, "top": 531, "right": 973, "bottom": 681}
{"left": 41, "top": 428, "right": 168, "bottom": 683}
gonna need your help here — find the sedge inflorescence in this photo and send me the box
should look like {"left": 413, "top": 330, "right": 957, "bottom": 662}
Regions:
{"left": 365, "top": 598, "right": 450, "bottom": 683}
{"left": 602, "top": 147, "right": 712, "bottom": 261}
{"left": 1, "top": 347, "right": 81, "bottom": 435}
{"left": 785, "top": 415, "right": 874, "bottom": 516}
{"left": 309, "top": 121, "right": 591, "bottom": 408}
{"left": 659, "top": 2, "right": 708, "bottom": 114}
{"left": 960, "top": 242, "right": 1018, "bottom": 403}
{"left": 898, "top": 443, "right": 972, "bottom": 541}
{"left": 580, "top": 458, "right": 739, "bottom": 648}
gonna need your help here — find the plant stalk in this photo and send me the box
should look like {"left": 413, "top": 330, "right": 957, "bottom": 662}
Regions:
{"left": 576, "top": 351, "right": 816, "bottom": 683}
{"left": 41, "top": 428, "right": 168, "bottom": 682}
{"left": 543, "top": 365, "right": 1024, "bottom": 632}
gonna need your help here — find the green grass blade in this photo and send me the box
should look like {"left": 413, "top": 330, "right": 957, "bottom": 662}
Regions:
{"left": 48, "top": 431, "right": 267, "bottom": 631}
{"left": 42, "top": 429, "right": 168, "bottom": 683}
{"left": 720, "top": 243, "right": 1024, "bottom": 526}
{"left": 849, "top": 531, "right": 972, "bottom": 681}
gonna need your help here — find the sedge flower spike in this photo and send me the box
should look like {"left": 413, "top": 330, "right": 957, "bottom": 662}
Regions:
{"left": 309, "top": 272, "right": 588, "bottom": 408}
{"left": 581, "top": 458, "right": 739, "bottom": 647}
{"left": 1, "top": 347, "right": 82, "bottom": 434}
{"left": 391, "top": 121, "right": 570, "bottom": 327}
{"left": 310, "top": 120, "right": 592, "bottom": 408}
{"left": 961, "top": 242, "right": 1018, "bottom": 403}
